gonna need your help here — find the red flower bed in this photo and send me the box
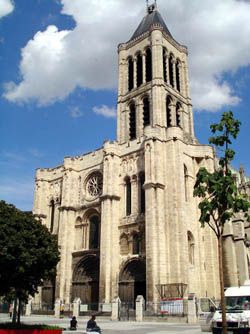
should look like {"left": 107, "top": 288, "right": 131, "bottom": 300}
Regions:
{"left": 0, "top": 330, "right": 62, "bottom": 334}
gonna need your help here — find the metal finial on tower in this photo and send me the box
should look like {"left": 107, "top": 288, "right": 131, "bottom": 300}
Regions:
{"left": 147, "top": 0, "right": 157, "bottom": 14}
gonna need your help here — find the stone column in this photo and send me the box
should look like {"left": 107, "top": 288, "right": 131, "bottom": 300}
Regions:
{"left": 131, "top": 175, "right": 138, "bottom": 215}
{"left": 172, "top": 59, "right": 177, "bottom": 90}
{"left": 111, "top": 297, "right": 121, "bottom": 321}
{"left": 136, "top": 295, "right": 145, "bottom": 322}
{"left": 165, "top": 53, "right": 169, "bottom": 85}
{"left": 187, "top": 295, "right": 197, "bottom": 324}
{"left": 54, "top": 298, "right": 61, "bottom": 318}
{"left": 133, "top": 57, "right": 137, "bottom": 89}
{"left": 73, "top": 298, "right": 81, "bottom": 317}
{"left": 99, "top": 149, "right": 121, "bottom": 304}
{"left": 25, "top": 298, "right": 33, "bottom": 316}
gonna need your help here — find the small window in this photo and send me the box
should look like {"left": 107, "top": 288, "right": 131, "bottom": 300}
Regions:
{"left": 137, "top": 53, "right": 143, "bottom": 87}
{"left": 166, "top": 96, "right": 172, "bottom": 127}
{"left": 163, "top": 48, "right": 167, "bottom": 82}
{"left": 146, "top": 48, "right": 152, "bottom": 82}
{"left": 128, "top": 58, "right": 134, "bottom": 91}
{"left": 169, "top": 54, "right": 174, "bottom": 87}
{"left": 139, "top": 172, "right": 145, "bottom": 214}
{"left": 143, "top": 97, "right": 150, "bottom": 127}
{"left": 125, "top": 177, "right": 132, "bottom": 216}
{"left": 132, "top": 233, "right": 140, "bottom": 254}
{"left": 129, "top": 103, "right": 136, "bottom": 140}
{"left": 176, "top": 102, "right": 181, "bottom": 127}
{"left": 89, "top": 215, "right": 100, "bottom": 249}
{"left": 176, "top": 60, "right": 181, "bottom": 92}
{"left": 188, "top": 231, "right": 195, "bottom": 265}
{"left": 184, "top": 165, "right": 188, "bottom": 201}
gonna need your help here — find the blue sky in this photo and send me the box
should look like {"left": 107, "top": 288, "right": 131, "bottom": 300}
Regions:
{"left": 0, "top": 0, "right": 250, "bottom": 211}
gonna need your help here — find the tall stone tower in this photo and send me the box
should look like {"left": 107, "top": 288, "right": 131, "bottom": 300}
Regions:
{"left": 33, "top": 3, "right": 219, "bottom": 309}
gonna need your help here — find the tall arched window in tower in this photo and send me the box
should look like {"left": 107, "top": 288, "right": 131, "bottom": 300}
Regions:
{"left": 176, "top": 60, "right": 181, "bottom": 92}
{"left": 188, "top": 231, "right": 195, "bottom": 265}
{"left": 176, "top": 102, "right": 181, "bottom": 127}
{"left": 169, "top": 54, "right": 174, "bottom": 87}
{"left": 136, "top": 53, "right": 143, "bottom": 87}
{"left": 146, "top": 48, "right": 152, "bottom": 82}
{"left": 166, "top": 96, "right": 172, "bottom": 127}
{"left": 50, "top": 200, "right": 55, "bottom": 233}
{"left": 128, "top": 57, "right": 134, "bottom": 91}
{"left": 132, "top": 233, "right": 140, "bottom": 255}
{"left": 125, "top": 177, "right": 132, "bottom": 216}
{"left": 89, "top": 215, "right": 100, "bottom": 249}
{"left": 184, "top": 164, "right": 188, "bottom": 202}
{"left": 143, "top": 97, "right": 150, "bottom": 127}
{"left": 163, "top": 48, "right": 167, "bottom": 82}
{"left": 139, "top": 172, "right": 145, "bottom": 214}
{"left": 129, "top": 103, "right": 136, "bottom": 140}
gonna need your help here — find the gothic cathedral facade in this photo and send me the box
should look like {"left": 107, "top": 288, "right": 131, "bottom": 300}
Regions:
{"left": 33, "top": 4, "right": 220, "bottom": 307}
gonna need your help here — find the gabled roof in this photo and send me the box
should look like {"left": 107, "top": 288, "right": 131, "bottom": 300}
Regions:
{"left": 130, "top": 8, "right": 172, "bottom": 41}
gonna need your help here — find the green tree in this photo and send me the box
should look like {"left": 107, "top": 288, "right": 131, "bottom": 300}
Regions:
{"left": 0, "top": 201, "right": 60, "bottom": 323}
{"left": 193, "top": 111, "right": 250, "bottom": 334}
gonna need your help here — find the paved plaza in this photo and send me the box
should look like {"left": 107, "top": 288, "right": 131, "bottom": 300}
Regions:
{"left": 0, "top": 314, "right": 205, "bottom": 334}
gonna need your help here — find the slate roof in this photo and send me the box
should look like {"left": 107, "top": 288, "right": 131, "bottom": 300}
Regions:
{"left": 130, "top": 9, "right": 172, "bottom": 41}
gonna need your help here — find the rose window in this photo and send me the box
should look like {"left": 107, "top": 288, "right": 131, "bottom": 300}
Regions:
{"left": 86, "top": 173, "right": 103, "bottom": 198}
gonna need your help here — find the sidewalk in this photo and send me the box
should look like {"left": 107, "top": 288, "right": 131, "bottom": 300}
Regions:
{"left": 0, "top": 314, "right": 204, "bottom": 333}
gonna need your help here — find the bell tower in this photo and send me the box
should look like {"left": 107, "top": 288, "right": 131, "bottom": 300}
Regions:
{"left": 117, "top": 2, "right": 195, "bottom": 144}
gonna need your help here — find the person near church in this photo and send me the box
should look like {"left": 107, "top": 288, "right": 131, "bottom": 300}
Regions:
{"left": 70, "top": 316, "right": 77, "bottom": 330}
{"left": 86, "top": 315, "right": 101, "bottom": 333}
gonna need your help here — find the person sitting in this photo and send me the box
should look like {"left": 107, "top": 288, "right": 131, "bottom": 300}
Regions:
{"left": 70, "top": 316, "right": 77, "bottom": 330}
{"left": 86, "top": 315, "right": 101, "bottom": 333}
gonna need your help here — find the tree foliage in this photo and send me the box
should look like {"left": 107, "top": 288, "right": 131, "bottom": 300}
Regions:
{"left": 194, "top": 111, "right": 250, "bottom": 334}
{"left": 0, "top": 200, "right": 60, "bottom": 321}
{"left": 194, "top": 111, "right": 250, "bottom": 237}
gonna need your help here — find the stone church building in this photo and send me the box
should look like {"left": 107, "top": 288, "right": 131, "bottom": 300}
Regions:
{"left": 33, "top": 3, "right": 223, "bottom": 308}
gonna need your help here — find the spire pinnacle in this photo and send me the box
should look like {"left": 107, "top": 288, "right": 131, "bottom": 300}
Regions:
{"left": 146, "top": 0, "right": 157, "bottom": 14}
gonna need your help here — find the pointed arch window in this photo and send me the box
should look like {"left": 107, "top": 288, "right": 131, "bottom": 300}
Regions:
{"left": 169, "top": 54, "right": 174, "bottom": 87}
{"left": 129, "top": 103, "right": 136, "bottom": 140}
{"left": 128, "top": 57, "right": 134, "bottom": 91}
{"left": 184, "top": 164, "right": 188, "bottom": 202}
{"left": 132, "top": 233, "right": 140, "bottom": 255}
{"left": 137, "top": 53, "right": 143, "bottom": 87}
{"left": 166, "top": 96, "right": 172, "bottom": 127}
{"left": 163, "top": 48, "right": 167, "bottom": 82}
{"left": 139, "top": 172, "right": 145, "bottom": 214}
{"left": 89, "top": 215, "right": 100, "bottom": 249}
{"left": 176, "top": 102, "right": 181, "bottom": 127}
{"left": 125, "top": 177, "right": 132, "bottom": 216}
{"left": 143, "top": 97, "right": 150, "bottom": 127}
{"left": 146, "top": 48, "right": 152, "bottom": 82}
{"left": 176, "top": 60, "right": 181, "bottom": 92}
{"left": 50, "top": 200, "right": 55, "bottom": 233}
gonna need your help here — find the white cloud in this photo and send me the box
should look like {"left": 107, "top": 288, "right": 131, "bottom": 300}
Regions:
{"left": 93, "top": 105, "right": 116, "bottom": 118}
{"left": 69, "top": 106, "right": 83, "bottom": 118}
{"left": 0, "top": 0, "right": 14, "bottom": 19}
{"left": 3, "top": 0, "right": 250, "bottom": 112}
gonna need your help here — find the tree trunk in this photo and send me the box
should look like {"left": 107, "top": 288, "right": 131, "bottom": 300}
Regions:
{"left": 17, "top": 298, "right": 21, "bottom": 324}
{"left": 12, "top": 293, "right": 18, "bottom": 323}
{"left": 218, "top": 235, "right": 227, "bottom": 334}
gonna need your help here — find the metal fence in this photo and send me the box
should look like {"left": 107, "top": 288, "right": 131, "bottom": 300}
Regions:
{"left": 31, "top": 303, "right": 55, "bottom": 315}
{"left": 79, "top": 303, "right": 112, "bottom": 316}
{"left": 118, "top": 302, "right": 135, "bottom": 321}
{"left": 145, "top": 299, "right": 188, "bottom": 318}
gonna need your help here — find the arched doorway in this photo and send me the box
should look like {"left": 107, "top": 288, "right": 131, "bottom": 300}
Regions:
{"left": 119, "top": 258, "right": 146, "bottom": 306}
{"left": 72, "top": 255, "right": 100, "bottom": 309}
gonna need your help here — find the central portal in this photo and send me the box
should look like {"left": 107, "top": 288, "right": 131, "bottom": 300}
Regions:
{"left": 119, "top": 258, "right": 146, "bottom": 306}
{"left": 72, "top": 254, "right": 99, "bottom": 309}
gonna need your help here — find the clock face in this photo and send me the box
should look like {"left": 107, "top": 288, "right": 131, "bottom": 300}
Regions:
{"left": 86, "top": 173, "right": 103, "bottom": 198}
